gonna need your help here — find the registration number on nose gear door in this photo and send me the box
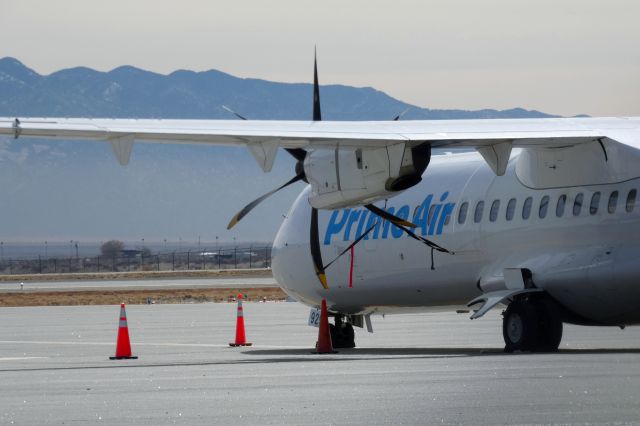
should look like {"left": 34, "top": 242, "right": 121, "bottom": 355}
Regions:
{"left": 308, "top": 307, "right": 321, "bottom": 327}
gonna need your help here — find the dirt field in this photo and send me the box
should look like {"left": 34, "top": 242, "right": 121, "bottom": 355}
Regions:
{"left": 0, "top": 287, "right": 287, "bottom": 307}
{"left": 0, "top": 269, "right": 283, "bottom": 307}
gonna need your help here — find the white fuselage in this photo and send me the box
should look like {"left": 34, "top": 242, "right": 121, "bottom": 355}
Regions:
{"left": 272, "top": 150, "right": 640, "bottom": 326}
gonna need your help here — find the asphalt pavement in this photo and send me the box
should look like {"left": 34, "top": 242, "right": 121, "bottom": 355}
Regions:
{"left": 0, "top": 276, "right": 277, "bottom": 292}
{"left": 0, "top": 302, "right": 639, "bottom": 425}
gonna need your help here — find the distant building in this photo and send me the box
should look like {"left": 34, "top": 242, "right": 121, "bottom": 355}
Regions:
{"left": 119, "top": 249, "right": 142, "bottom": 258}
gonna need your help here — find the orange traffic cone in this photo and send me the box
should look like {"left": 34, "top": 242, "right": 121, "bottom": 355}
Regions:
{"left": 313, "top": 299, "right": 337, "bottom": 354}
{"left": 109, "top": 303, "right": 138, "bottom": 360}
{"left": 229, "top": 294, "right": 252, "bottom": 347}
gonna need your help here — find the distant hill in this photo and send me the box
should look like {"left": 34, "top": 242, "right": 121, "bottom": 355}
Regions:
{"left": 0, "top": 57, "right": 559, "bottom": 246}
{"left": 0, "top": 57, "right": 555, "bottom": 120}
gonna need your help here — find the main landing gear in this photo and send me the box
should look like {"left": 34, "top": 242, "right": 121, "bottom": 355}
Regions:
{"left": 503, "top": 297, "right": 563, "bottom": 352}
{"left": 330, "top": 315, "right": 356, "bottom": 349}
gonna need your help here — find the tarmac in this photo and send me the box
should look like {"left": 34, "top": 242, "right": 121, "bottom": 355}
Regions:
{"left": 0, "top": 276, "right": 277, "bottom": 292}
{"left": 1, "top": 302, "right": 640, "bottom": 425}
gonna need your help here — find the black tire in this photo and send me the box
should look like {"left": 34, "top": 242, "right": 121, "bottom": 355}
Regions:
{"left": 341, "top": 323, "right": 355, "bottom": 348}
{"left": 329, "top": 323, "right": 356, "bottom": 349}
{"left": 503, "top": 301, "right": 540, "bottom": 352}
{"left": 533, "top": 299, "right": 563, "bottom": 352}
{"left": 329, "top": 323, "right": 338, "bottom": 347}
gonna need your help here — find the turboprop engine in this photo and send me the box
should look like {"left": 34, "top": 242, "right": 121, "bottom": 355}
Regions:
{"left": 226, "top": 51, "right": 451, "bottom": 290}
{"left": 303, "top": 143, "right": 431, "bottom": 209}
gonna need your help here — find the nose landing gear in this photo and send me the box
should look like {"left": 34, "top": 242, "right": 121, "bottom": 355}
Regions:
{"left": 330, "top": 316, "right": 356, "bottom": 349}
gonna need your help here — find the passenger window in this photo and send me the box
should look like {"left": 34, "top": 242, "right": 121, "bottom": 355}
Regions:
{"left": 522, "top": 197, "right": 533, "bottom": 220}
{"left": 627, "top": 189, "right": 637, "bottom": 213}
{"left": 590, "top": 192, "right": 601, "bottom": 215}
{"left": 506, "top": 198, "right": 516, "bottom": 221}
{"left": 608, "top": 191, "right": 618, "bottom": 214}
{"left": 539, "top": 195, "right": 549, "bottom": 219}
{"left": 573, "top": 193, "right": 583, "bottom": 216}
{"left": 490, "top": 200, "right": 500, "bottom": 222}
{"left": 458, "top": 202, "right": 469, "bottom": 224}
{"left": 474, "top": 201, "right": 484, "bottom": 223}
{"left": 556, "top": 194, "right": 566, "bottom": 217}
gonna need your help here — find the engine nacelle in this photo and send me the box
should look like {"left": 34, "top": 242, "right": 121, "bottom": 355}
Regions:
{"left": 303, "top": 143, "right": 430, "bottom": 209}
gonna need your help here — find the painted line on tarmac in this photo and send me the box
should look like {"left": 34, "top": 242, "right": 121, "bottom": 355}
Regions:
{"left": 0, "top": 357, "right": 48, "bottom": 361}
{"left": 0, "top": 340, "right": 307, "bottom": 349}
{"left": 1, "top": 283, "right": 278, "bottom": 292}
{"left": 0, "top": 340, "right": 113, "bottom": 346}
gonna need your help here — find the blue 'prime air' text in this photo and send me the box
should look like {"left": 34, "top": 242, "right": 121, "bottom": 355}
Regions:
{"left": 323, "top": 192, "right": 456, "bottom": 245}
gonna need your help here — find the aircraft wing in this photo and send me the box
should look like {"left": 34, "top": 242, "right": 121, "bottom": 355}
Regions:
{"left": 2, "top": 116, "right": 640, "bottom": 147}
{"left": 1, "top": 116, "right": 638, "bottom": 170}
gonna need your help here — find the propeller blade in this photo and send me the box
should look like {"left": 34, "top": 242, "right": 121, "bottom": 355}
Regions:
{"left": 392, "top": 107, "right": 412, "bottom": 121}
{"left": 308, "top": 49, "right": 326, "bottom": 288}
{"left": 363, "top": 203, "right": 451, "bottom": 252}
{"left": 313, "top": 47, "right": 322, "bottom": 122}
{"left": 219, "top": 107, "right": 307, "bottom": 164}
{"left": 221, "top": 105, "right": 248, "bottom": 121}
{"left": 394, "top": 221, "right": 452, "bottom": 254}
{"left": 227, "top": 173, "right": 304, "bottom": 230}
{"left": 364, "top": 204, "right": 418, "bottom": 228}
{"left": 310, "top": 207, "right": 329, "bottom": 289}
{"left": 323, "top": 222, "right": 378, "bottom": 271}
{"left": 285, "top": 148, "right": 307, "bottom": 162}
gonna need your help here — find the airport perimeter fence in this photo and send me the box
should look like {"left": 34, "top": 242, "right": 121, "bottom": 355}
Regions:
{"left": 0, "top": 246, "right": 272, "bottom": 275}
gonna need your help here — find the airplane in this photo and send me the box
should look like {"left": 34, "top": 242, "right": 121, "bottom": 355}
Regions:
{"left": 1, "top": 56, "right": 639, "bottom": 352}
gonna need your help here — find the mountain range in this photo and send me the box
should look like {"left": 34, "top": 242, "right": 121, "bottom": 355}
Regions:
{"left": 0, "top": 57, "right": 560, "bottom": 246}
{"left": 0, "top": 57, "right": 555, "bottom": 120}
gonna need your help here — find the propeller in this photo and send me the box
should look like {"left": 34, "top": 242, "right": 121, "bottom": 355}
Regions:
{"left": 364, "top": 204, "right": 416, "bottom": 228}
{"left": 221, "top": 105, "right": 309, "bottom": 166}
{"left": 227, "top": 173, "right": 305, "bottom": 230}
{"left": 309, "top": 48, "right": 328, "bottom": 288}
{"left": 221, "top": 105, "right": 248, "bottom": 121}
{"left": 386, "top": 218, "right": 454, "bottom": 271}
{"left": 306, "top": 51, "right": 421, "bottom": 288}
{"left": 312, "top": 47, "right": 322, "bottom": 122}
{"left": 392, "top": 108, "right": 411, "bottom": 121}
{"left": 225, "top": 51, "right": 322, "bottom": 234}
{"left": 222, "top": 102, "right": 309, "bottom": 231}
{"left": 322, "top": 221, "right": 379, "bottom": 272}
{"left": 310, "top": 207, "right": 328, "bottom": 289}
{"left": 226, "top": 50, "right": 448, "bottom": 290}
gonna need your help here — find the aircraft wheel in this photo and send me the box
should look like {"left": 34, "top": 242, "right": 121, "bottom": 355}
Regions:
{"left": 330, "top": 323, "right": 356, "bottom": 349}
{"left": 503, "top": 301, "right": 540, "bottom": 352}
{"left": 341, "top": 323, "right": 355, "bottom": 348}
{"left": 533, "top": 299, "right": 563, "bottom": 351}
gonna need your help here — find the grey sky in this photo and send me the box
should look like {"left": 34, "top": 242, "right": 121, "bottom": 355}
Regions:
{"left": 2, "top": 0, "right": 639, "bottom": 117}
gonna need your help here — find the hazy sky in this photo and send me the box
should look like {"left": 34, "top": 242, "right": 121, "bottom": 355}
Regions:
{"left": 1, "top": 0, "right": 640, "bottom": 247}
{"left": 2, "top": 0, "right": 639, "bottom": 117}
